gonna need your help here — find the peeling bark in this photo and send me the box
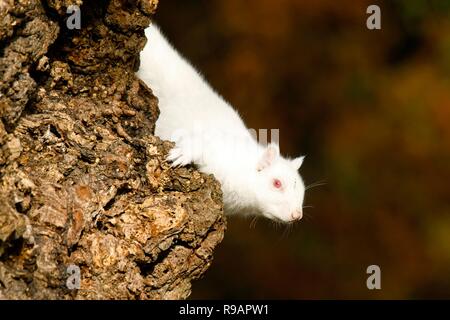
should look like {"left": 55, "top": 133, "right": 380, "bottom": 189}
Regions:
{"left": 0, "top": 0, "right": 226, "bottom": 299}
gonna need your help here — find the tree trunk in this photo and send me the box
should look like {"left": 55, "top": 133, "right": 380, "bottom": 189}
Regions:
{"left": 0, "top": 0, "right": 226, "bottom": 299}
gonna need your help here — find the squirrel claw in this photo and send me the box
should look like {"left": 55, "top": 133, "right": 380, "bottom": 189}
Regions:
{"left": 167, "top": 146, "right": 192, "bottom": 167}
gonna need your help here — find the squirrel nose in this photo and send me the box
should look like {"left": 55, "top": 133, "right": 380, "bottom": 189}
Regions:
{"left": 291, "top": 209, "right": 303, "bottom": 221}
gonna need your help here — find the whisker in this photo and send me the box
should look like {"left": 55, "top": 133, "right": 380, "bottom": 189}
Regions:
{"left": 271, "top": 220, "right": 279, "bottom": 230}
{"left": 290, "top": 221, "right": 299, "bottom": 231}
{"left": 276, "top": 221, "right": 282, "bottom": 230}
{"left": 249, "top": 216, "right": 258, "bottom": 229}
{"left": 281, "top": 225, "right": 289, "bottom": 239}
{"left": 305, "top": 180, "right": 327, "bottom": 191}
{"left": 301, "top": 204, "right": 314, "bottom": 221}
{"left": 308, "top": 179, "right": 327, "bottom": 185}
{"left": 275, "top": 222, "right": 289, "bottom": 243}
{"left": 303, "top": 210, "right": 314, "bottom": 221}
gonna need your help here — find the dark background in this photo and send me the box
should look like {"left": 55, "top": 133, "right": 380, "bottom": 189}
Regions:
{"left": 153, "top": 0, "right": 450, "bottom": 299}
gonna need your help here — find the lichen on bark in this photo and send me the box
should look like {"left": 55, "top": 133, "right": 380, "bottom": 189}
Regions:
{"left": 0, "top": 0, "right": 226, "bottom": 299}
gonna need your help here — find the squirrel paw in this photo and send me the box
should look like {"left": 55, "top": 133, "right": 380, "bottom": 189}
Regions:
{"left": 167, "top": 144, "right": 193, "bottom": 167}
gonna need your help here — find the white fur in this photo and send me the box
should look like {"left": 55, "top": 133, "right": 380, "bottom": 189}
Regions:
{"left": 137, "top": 24, "right": 306, "bottom": 222}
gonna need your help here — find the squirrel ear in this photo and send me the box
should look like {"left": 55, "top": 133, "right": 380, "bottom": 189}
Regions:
{"left": 292, "top": 156, "right": 305, "bottom": 170}
{"left": 257, "top": 143, "right": 279, "bottom": 171}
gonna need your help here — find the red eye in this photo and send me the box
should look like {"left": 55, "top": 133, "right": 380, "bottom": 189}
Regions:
{"left": 273, "top": 179, "right": 282, "bottom": 189}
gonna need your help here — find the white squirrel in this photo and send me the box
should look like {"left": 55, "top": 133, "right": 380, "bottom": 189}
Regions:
{"left": 137, "top": 24, "right": 306, "bottom": 223}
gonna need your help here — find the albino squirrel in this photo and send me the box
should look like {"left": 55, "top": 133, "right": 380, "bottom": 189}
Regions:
{"left": 137, "top": 24, "right": 306, "bottom": 223}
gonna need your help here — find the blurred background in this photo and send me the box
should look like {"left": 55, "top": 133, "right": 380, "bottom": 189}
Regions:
{"left": 154, "top": 0, "right": 450, "bottom": 299}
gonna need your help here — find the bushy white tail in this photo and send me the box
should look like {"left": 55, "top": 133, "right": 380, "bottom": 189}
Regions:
{"left": 137, "top": 24, "right": 205, "bottom": 100}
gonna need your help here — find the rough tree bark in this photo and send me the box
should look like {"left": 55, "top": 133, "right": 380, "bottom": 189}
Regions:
{"left": 0, "top": 0, "right": 226, "bottom": 299}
